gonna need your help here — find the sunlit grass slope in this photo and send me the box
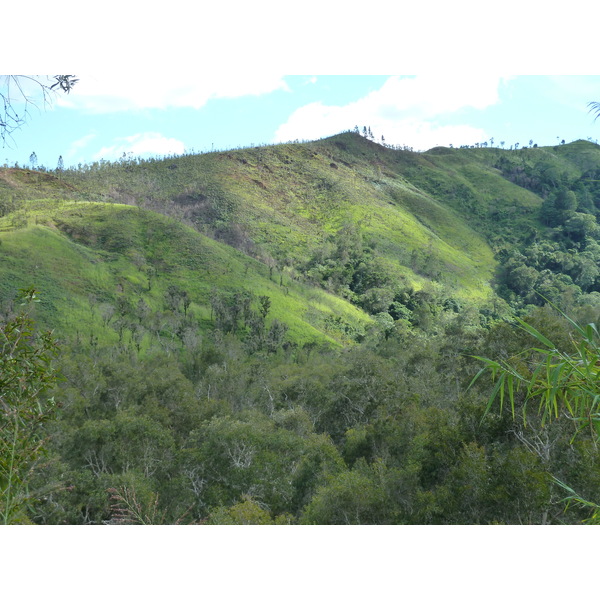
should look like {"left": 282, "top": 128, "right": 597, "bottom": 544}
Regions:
{"left": 0, "top": 201, "right": 373, "bottom": 346}
{"left": 4, "top": 133, "right": 597, "bottom": 344}
{"left": 179, "top": 133, "right": 498, "bottom": 300}
{"left": 53, "top": 133, "right": 501, "bottom": 302}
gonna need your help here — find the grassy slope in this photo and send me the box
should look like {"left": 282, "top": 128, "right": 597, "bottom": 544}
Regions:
{"left": 3, "top": 134, "right": 598, "bottom": 347}
{"left": 58, "top": 133, "right": 500, "bottom": 301}
{"left": 0, "top": 201, "right": 372, "bottom": 347}
{"left": 208, "top": 134, "right": 526, "bottom": 300}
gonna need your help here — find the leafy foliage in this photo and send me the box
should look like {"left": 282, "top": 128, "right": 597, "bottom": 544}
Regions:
{"left": 472, "top": 303, "right": 600, "bottom": 521}
{"left": 0, "top": 288, "right": 60, "bottom": 523}
{"left": 472, "top": 306, "right": 600, "bottom": 435}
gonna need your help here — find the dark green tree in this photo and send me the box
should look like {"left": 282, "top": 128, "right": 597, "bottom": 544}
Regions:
{"left": 259, "top": 295, "right": 271, "bottom": 320}
{"left": 554, "top": 189, "right": 577, "bottom": 212}
{"left": 0, "top": 288, "right": 60, "bottom": 524}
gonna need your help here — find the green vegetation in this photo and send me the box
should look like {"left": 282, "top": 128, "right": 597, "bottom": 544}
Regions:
{"left": 0, "top": 201, "right": 371, "bottom": 348}
{"left": 0, "top": 288, "right": 60, "bottom": 523}
{"left": 3, "top": 132, "right": 600, "bottom": 524}
{"left": 473, "top": 303, "right": 600, "bottom": 521}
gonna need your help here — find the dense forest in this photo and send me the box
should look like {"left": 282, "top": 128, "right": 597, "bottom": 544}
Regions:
{"left": 3, "top": 131, "right": 600, "bottom": 524}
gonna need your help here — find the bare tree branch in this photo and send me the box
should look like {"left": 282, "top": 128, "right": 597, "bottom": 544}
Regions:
{"left": 0, "top": 75, "right": 78, "bottom": 147}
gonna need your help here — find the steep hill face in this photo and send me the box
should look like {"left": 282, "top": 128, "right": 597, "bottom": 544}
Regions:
{"left": 0, "top": 202, "right": 373, "bottom": 348}
{"left": 5, "top": 133, "right": 600, "bottom": 526}
{"left": 2, "top": 133, "right": 600, "bottom": 347}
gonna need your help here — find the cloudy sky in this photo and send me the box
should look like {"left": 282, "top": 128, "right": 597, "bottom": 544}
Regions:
{"left": 2, "top": 74, "right": 600, "bottom": 170}
{"left": 3, "top": 1, "right": 599, "bottom": 171}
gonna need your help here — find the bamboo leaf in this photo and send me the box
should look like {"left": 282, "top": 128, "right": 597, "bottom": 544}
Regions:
{"left": 467, "top": 359, "right": 500, "bottom": 392}
{"left": 536, "top": 294, "right": 588, "bottom": 338}
{"left": 507, "top": 373, "right": 516, "bottom": 420}
{"left": 515, "top": 317, "right": 556, "bottom": 349}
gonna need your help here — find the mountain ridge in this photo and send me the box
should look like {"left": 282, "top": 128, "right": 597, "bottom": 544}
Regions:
{"left": 3, "top": 131, "right": 600, "bottom": 346}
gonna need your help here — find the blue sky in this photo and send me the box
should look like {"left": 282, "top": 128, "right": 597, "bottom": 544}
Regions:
{"left": 5, "top": 1, "right": 600, "bottom": 172}
{"left": 2, "top": 75, "right": 600, "bottom": 170}
{"left": 0, "top": 73, "right": 600, "bottom": 168}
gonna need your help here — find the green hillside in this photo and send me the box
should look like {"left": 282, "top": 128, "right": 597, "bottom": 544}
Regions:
{"left": 0, "top": 201, "right": 372, "bottom": 348}
{"left": 4, "top": 132, "right": 600, "bottom": 526}
{"left": 5, "top": 132, "right": 600, "bottom": 344}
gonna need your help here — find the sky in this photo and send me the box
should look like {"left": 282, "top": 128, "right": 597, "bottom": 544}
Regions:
{"left": 2, "top": 74, "right": 600, "bottom": 170}
{"left": 3, "top": 0, "right": 600, "bottom": 169}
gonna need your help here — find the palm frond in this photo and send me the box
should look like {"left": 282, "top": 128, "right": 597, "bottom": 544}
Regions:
{"left": 588, "top": 101, "right": 600, "bottom": 122}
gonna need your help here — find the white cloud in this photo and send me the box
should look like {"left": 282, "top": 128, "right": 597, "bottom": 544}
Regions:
{"left": 67, "top": 132, "right": 96, "bottom": 153}
{"left": 93, "top": 132, "right": 185, "bottom": 161}
{"left": 274, "top": 75, "right": 506, "bottom": 150}
{"left": 64, "top": 132, "right": 98, "bottom": 163}
{"left": 57, "top": 74, "right": 290, "bottom": 113}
